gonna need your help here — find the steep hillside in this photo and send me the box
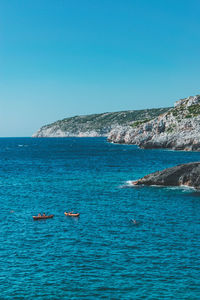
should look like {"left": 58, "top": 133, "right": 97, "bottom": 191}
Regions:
{"left": 33, "top": 107, "right": 170, "bottom": 137}
{"left": 108, "top": 95, "right": 200, "bottom": 151}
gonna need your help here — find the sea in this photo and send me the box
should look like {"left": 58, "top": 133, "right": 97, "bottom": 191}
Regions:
{"left": 0, "top": 137, "right": 199, "bottom": 299}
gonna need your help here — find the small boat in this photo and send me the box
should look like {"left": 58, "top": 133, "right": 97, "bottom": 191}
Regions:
{"left": 64, "top": 212, "right": 80, "bottom": 217}
{"left": 33, "top": 214, "right": 54, "bottom": 220}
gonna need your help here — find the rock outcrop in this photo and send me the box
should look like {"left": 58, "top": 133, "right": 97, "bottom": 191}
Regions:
{"left": 132, "top": 162, "right": 200, "bottom": 189}
{"left": 33, "top": 108, "right": 170, "bottom": 138}
{"left": 108, "top": 95, "right": 200, "bottom": 151}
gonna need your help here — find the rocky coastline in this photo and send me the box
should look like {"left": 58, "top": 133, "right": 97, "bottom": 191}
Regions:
{"left": 132, "top": 162, "right": 200, "bottom": 189}
{"left": 108, "top": 95, "right": 200, "bottom": 151}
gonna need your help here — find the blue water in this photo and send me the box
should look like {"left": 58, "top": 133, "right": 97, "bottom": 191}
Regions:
{"left": 0, "top": 138, "right": 199, "bottom": 299}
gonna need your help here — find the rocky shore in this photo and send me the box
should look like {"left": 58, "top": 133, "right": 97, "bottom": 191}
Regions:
{"left": 108, "top": 95, "right": 200, "bottom": 151}
{"left": 132, "top": 162, "right": 200, "bottom": 189}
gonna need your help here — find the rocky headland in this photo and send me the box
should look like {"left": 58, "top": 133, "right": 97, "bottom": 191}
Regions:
{"left": 108, "top": 95, "right": 200, "bottom": 151}
{"left": 33, "top": 108, "right": 169, "bottom": 138}
{"left": 132, "top": 162, "right": 200, "bottom": 189}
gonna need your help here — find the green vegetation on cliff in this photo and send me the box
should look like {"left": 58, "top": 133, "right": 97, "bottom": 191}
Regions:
{"left": 170, "top": 102, "right": 200, "bottom": 120}
{"left": 35, "top": 107, "right": 170, "bottom": 137}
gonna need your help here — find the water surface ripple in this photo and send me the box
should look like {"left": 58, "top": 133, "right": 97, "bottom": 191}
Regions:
{"left": 0, "top": 138, "right": 199, "bottom": 299}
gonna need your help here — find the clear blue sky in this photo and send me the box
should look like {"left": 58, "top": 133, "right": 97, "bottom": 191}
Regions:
{"left": 0, "top": 0, "right": 200, "bottom": 136}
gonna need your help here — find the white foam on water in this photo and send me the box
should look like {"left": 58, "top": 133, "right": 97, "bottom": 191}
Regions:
{"left": 119, "top": 180, "right": 137, "bottom": 188}
{"left": 120, "top": 181, "right": 197, "bottom": 192}
{"left": 126, "top": 180, "right": 134, "bottom": 186}
{"left": 167, "top": 185, "right": 196, "bottom": 192}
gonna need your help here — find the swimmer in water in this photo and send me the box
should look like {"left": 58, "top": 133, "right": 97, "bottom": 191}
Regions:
{"left": 131, "top": 219, "right": 137, "bottom": 224}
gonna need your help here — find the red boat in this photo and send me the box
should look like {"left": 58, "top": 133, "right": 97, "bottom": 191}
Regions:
{"left": 33, "top": 214, "right": 54, "bottom": 220}
{"left": 64, "top": 212, "right": 80, "bottom": 217}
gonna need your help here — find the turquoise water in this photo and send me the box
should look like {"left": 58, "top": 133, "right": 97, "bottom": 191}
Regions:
{"left": 0, "top": 137, "right": 199, "bottom": 299}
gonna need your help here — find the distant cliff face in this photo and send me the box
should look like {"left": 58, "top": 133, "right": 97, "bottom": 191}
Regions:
{"left": 33, "top": 108, "right": 170, "bottom": 138}
{"left": 108, "top": 95, "right": 200, "bottom": 151}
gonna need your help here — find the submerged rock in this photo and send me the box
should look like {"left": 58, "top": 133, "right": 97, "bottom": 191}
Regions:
{"left": 132, "top": 162, "right": 200, "bottom": 189}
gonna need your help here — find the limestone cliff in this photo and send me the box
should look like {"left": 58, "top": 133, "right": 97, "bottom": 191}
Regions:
{"left": 108, "top": 95, "right": 200, "bottom": 151}
{"left": 33, "top": 108, "right": 169, "bottom": 138}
